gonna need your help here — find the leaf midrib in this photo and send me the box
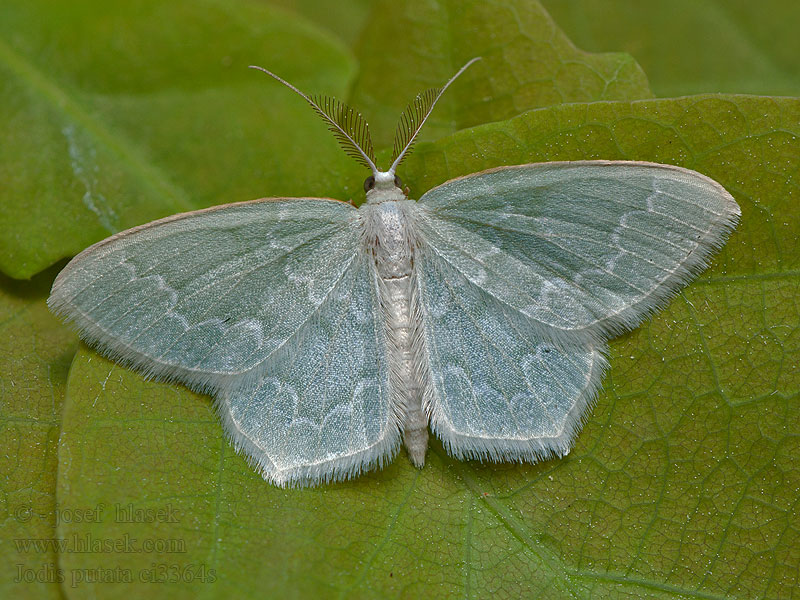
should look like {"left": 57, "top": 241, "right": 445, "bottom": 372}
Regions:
{"left": 0, "top": 36, "right": 192, "bottom": 226}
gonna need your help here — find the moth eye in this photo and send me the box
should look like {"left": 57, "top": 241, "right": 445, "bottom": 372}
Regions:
{"left": 363, "top": 176, "right": 375, "bottom": 192}
{"left": 393, "top": 175, "right": 403, "bottom": 189}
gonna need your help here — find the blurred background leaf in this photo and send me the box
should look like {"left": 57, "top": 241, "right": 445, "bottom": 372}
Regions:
{"left": 0, "top": 0, "right": 357, "bottom": 279}
{"left": 1, "top": 0, "right": 797, "bottom": 598}
{"left": 348, "top": 0, "right": 651, "bottom": 146}
{"left": 540, "top": 0, "right": 800, "bottom": 97}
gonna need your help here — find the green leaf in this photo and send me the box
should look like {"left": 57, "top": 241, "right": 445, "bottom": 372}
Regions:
{"left": 268, "top": 0, "right": 373, "bottom": 46}
{"left": 3, "top": 0, "right": 798, "bottom": 598}
{"left": 0, "top": 0, "right": 356, "bottom": 279}
{"left": 541, "top": 0, "right": 800, "bottom": 97}
{"left": 0, "top": 267, "right": 77, "bottom": 600}
{"left": 350, "top": 0, "right": 652, "bottom": 147}
{"left": 55, "top": 94, "right": 799, "bottom": 598}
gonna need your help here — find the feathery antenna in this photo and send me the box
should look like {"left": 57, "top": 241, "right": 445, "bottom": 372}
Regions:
{"left": 249, "top": 65, "right": 379, "bottom": 175}
{"left": 251, "top": 58, "right": 481, "bottom": 178}
{"left": 388, "top": 57, "right": 482, "bottom": 174}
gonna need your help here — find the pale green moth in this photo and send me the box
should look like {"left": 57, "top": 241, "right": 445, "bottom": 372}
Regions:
{"left": 48, "top": 59, "right": 740, "bottom": 487}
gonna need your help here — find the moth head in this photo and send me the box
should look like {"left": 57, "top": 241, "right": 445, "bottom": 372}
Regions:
{"left": 249, "top": 58, "right": 481, "bottom": 199}
{"left": 363, "top": 173, "right": 403, "bottom": 193}
{"left": 362, "top": 172, "right": 406, "bottom": 204}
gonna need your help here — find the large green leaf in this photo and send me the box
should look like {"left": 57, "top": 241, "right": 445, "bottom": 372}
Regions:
{"left": 54, "top": 94, "right": 799, "bottom": 598}
{"left": 541, "top": 0, "right": 800, "bottom": 97}
{"left": 0, "top": 267, "right": 77, "bottom": 600}
{"left": 0, "top": 0, "right": 356, "bottom": 280}
{"left": 2, "top": 0, "right": 798, "bottom": 598}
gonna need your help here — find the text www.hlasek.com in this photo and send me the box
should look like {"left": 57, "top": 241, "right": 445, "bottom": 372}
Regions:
{"left": 14, "top": 533, "right": 185, "bottom": 554}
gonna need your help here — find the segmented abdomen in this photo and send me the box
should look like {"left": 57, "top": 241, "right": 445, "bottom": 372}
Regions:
{"left": 360, "top": 200, "right": 429, "bottom": 466}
